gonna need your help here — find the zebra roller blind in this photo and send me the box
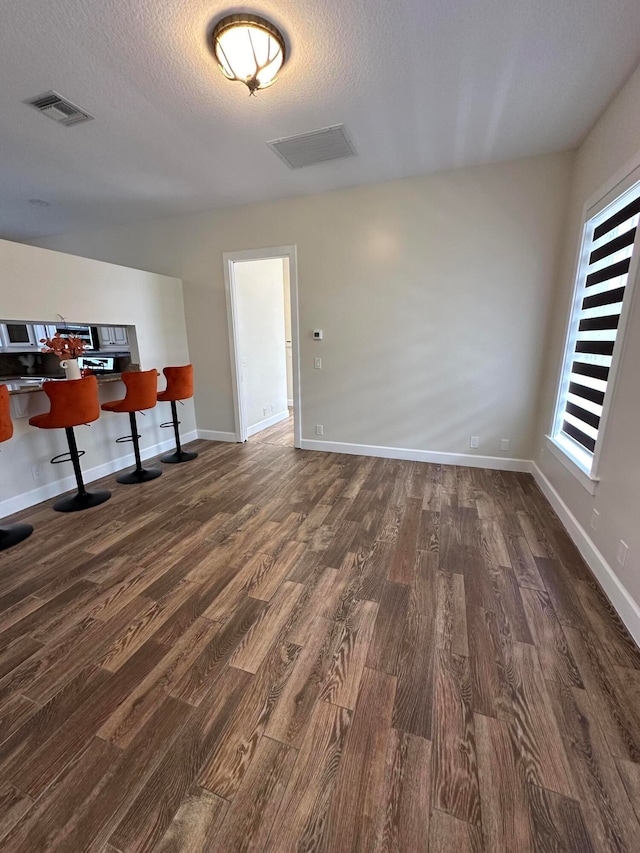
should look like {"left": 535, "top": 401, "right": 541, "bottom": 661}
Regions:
{"left": 555, "top": 182, "right": 640, "bottom": 467}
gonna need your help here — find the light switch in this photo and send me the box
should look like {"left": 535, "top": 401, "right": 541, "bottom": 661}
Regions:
{"left": 314, "top": 357, "right": 322, "bottom": 369}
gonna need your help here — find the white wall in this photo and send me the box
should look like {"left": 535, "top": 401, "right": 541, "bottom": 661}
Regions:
{"left": 234, "top": 258, "right": 288, "bottom": 431}
{"left": 283, "top": 259, "right": 293, "bottom": 404}
{"left": 533, "top": 63, "right": 640, "bottom": 623}
{"left": 0, "top": 239, "right": 194, "bottom": 516}
{"left": 33, "top": 152, "right": 573, "bottom": 465}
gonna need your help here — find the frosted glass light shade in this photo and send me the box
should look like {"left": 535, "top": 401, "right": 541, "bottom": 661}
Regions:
{"left": 212, "top": 15, "right": 286, "bottom": 94}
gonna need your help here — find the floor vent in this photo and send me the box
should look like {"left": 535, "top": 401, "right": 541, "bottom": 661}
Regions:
{"left": 24, "top": 91, "right": 94, "bottom": 127}
{"left": 267, "top": 124, "right": 356, "bottom": 169}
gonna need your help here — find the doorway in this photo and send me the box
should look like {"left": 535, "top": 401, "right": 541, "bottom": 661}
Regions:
{"left": 224, "top": 246, "right": 301, "bottom": 447}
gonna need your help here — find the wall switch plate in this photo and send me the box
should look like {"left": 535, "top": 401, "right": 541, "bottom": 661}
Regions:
{"left": 314, "top": 357, "right": 322, "bottom": 369}
{"left": 31, "top": 465, "right": 41, "bottom": 480}
{"left": 469, "top": 436, "right": 479, "bottom": 449}
{"left": 315, "top": 424, "right": 323, "bottom": 436}
{"left": 500, "top": 438, "right": 510, "bottom": 451}
{"left": 617, "top": 540, "right": 628, "bottom": 567}
{"left": 590, "top": 508, "right": 600, "bottom": 531}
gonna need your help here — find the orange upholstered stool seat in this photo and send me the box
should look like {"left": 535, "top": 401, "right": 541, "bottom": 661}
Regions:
{"left": 0, "top": 385, "right": 13, "bottom": 443}
{"left": 0, "top": 385, "right": 34, "bottom": 549}
{"left": 157, "top": 364, "right": 197, "bottom": 464}
{"left": 157, "top": 365, "right": 194, "bottom": 404}
{"left": 28, "top": 376, "right": 111, "bottom": 513}
{"left": 101, "top": 369, "right": 161, "bottom": 484}
{"left": 29, "top": 375, "right": 101, "bottom": 430}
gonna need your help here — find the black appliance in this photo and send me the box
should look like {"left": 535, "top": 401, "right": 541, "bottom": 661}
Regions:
{"left": 77, "top": 356, "right": 115, "bottom": 374}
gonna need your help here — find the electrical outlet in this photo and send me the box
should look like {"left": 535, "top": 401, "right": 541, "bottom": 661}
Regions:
{"left": 500, "top": 438, "right": 510, "bottom": 452}
{"left": 590, "top": 508, "right": 600, "bottom": 531}
{"left": 263, "top": 407, "right": 267, "bottom": 417}
{"left": 31, "top": 465, "right": 41, "bottom": 480}
{"left": 617, "top": 540, "right": 628, "bottom": 567}
{"left": 270, "top": 404, "right": 274, "bottom": 413}
{"left": 315, "top": 424, "right": 323, "bottom": 436}
{"left": 314, "top": 357, "right": 322, "bottom": 369}
{"left": 469, "top": 436, "right": 479, "bottom": 449}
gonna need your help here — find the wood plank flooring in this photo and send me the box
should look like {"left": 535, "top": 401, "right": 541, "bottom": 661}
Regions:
{"left": 1, "top": 439, "right": 640, "bottom": 851}
{"left": 248, "top": 410, "right": 294, "bottom": 447}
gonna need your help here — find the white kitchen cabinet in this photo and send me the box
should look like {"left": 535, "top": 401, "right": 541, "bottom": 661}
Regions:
{"left": 33, "top": 324, "right": 57, "bottom": 346}
{"left": 97, "top": 326, "right": 129, "bottom": 349}
{"left": 111, "top": 326, "right": 129, "bottom": 347}
{"left": 0, "top": 323, "right": 40, "bottom": 351}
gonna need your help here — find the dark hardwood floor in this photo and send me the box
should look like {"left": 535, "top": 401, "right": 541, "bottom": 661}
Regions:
{"left": 1, "top": 438, "right": 639, "bottom": 851}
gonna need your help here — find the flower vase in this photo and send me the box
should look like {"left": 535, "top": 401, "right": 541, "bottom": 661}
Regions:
{"left": 61, "top": 359, "right": 81, "bottom": 380}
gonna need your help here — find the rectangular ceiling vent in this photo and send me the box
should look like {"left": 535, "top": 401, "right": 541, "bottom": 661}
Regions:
{"left": 267, "top": 124, "right": 356, "bottom": 169}
{"left": 24, "top": 91, "right": 94, "bottom": 127}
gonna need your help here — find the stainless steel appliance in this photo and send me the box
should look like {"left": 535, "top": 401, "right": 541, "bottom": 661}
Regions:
{"left": 55, "top": 324, "right": 99, "bottom": 351}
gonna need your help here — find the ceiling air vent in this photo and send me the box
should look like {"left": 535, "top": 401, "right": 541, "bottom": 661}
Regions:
{"left": 24, "top": 91, "right": 94, "bottom": 127}
{"left": 267, "top": 124, "right": 356, "bottom": 169}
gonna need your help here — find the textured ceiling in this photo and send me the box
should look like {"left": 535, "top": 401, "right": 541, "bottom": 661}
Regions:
{"left": 2, "top": 0, "right": 640, "bottom": 240}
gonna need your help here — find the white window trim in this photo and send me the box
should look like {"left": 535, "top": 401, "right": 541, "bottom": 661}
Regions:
{"left": 549, "top": 157, "right": 640, "bottom": 494}
{"left": 545, "top": 433, "right": 599, "bottom": 496}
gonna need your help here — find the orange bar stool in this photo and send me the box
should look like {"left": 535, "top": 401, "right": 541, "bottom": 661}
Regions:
{"left": 0, "top": 386, "right": 34, "bottom": 549}
{"left": 157, "top": 364, "right": 198, "bottom": 464}
{"left": 101, "top": 369, "right": 162, "bottom": 484}
{"left": 28, "top": 376, "right": 111, "bottom": 513}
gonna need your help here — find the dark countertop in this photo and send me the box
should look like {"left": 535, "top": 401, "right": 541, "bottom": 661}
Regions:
{"left": 3, "top": 374, "right": 125, "bottom": 395}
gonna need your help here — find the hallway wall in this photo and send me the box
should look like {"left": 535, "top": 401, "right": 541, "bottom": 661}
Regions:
{"left": 234, "top": 258, "right": 288, "bottom": 433}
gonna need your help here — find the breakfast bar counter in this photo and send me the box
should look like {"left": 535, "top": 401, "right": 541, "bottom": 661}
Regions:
{"left": 2, "top": 374, "right": 126, "bottom": 395}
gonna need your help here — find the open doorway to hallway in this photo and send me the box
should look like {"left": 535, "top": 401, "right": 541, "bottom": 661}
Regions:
{"left": 224, "top": 246, "right": 300, "bottom": 448}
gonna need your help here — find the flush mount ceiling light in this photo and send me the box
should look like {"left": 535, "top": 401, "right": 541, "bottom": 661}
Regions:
{"left": 211, "top": 14, "right": 286, "bottom": 95}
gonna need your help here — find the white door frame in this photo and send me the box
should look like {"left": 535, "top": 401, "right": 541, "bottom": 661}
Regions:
{"left": 223, "top": 245, "right": 301, "bottom": 448}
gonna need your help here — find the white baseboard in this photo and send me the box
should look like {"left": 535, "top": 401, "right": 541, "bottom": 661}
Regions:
{"left": 0, "top": 430, "right": 198, "bottom": 518}
{"left": 531, "top": 463, "right": 640, "bottom": 647}
{"left": 246, "top": 410, "right": 289, "bottom": 438}
{"left": 299, "top": 438, "right": 531, "bottom": 472}
{"left": 197, "top": 429, "right": 237, "bottom": 443}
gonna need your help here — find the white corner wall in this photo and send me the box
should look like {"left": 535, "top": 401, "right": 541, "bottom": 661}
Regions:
{"left": 234, "top": 258, "right": 288, "bottom": 432}
{"left": 533, "top": 63, "right": 640, "bottom": 642}
{"left": 32, "top": 152, "right": 573, "bottom": 467}
{"left": 0, "top": 239, "right": 195, "bottom": 516}
{"left": 283, "top": 260, "right": 293, "bottom": 404}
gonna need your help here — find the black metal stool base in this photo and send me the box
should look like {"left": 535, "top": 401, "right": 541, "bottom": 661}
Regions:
{"left": 159, "top": 400, "right": 197, "bottom": 466}
{"left": 160, "top": 449, "right": 198, "bottom": 464}
{"left": 0, "top": 523, "right": 34, "bottom": 551}
{"left": 117, "top": 467, "right": 162, "bottom": 485}
{"left": 48, "top": 428, "right": 111, "bottom": 513}
{"left": 53, "top": 489, "right": 111, "bottom": 513}
{"left": 113, "top": 412, "right": 162, "bottom": 485}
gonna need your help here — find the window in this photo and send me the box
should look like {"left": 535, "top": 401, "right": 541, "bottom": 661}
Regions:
{"left": 550, "top": 179, "right": 640, "bottom": 485}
